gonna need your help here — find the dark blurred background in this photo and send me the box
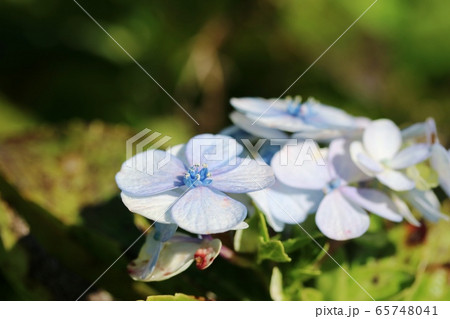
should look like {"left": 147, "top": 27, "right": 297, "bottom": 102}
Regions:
{"left": 0, "top": 0, "right": 449, "bottom": 300}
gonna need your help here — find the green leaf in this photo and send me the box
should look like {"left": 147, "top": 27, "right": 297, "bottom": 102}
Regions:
{"left": 257, "top": 238, "right": 291, "bottom": 263}
{"left": 282, "top": 232, "right": 323, "bottom": 254}
{"left": 146, "top": 293, "right": 205, "bottom": 301}
{"left": 234, "top": 206, "right": 269, "bottom": 253}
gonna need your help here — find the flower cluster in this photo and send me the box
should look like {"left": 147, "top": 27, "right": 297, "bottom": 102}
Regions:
{"left": 116, "top": 96, "right": 449, "bottom": 282}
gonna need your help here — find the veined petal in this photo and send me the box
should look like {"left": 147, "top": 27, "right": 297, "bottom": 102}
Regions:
{"left": 389, "top": 144, "right": 430, "bottom": 170}
{"left": 120, "top": 189, "right": 183, "bottom": 224}
{"left": 431, "top": 143, "right": 450, "bottom": 197}
{"left": 171, "top": 186, "right": 247, "bottom": 234}
{"left": 340, "top": 186, "right": 402, "bottom": 222}
{"left": 116, "top": 149, "right": 186, "bottom": 197}
{"left": 212, "top": 158, "right": 275, "bottom": 193}
{"left": 249, "top": 180, "right": 322, "bottom": 227}
{"left": 185, "top": 134, "right": 243, "bottom": 170}
{"left": 230, "top": 111, "right": 289, "bottom": 139}
{"left": 328, "top": 139, "right": 369, "bottom": 183}
{"left": 271, "top": 141, "right": 329, "bottom": 189}
{"left": 363, "top": 119, "right": 402, "bottom": 161}
{"left": 350, "top": 141, "right": 383, "bottom": 176}
{"left": 403, "top": 189, "right": 449, "bottom": 222}
{"left": 315, "top": 190, "right": 370, "bottom": 241}
{"left": 376, "top": 169, "right": 415, "bottom": 191}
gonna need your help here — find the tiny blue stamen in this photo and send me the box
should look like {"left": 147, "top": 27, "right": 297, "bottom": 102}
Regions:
{"left": 183, "top": 164, "right": 212, "bottom": 187}
{"left": 324, "top": 178, "right": 342, "bottom": 194}
{"left": 286, "top": 96, "right": 302, "bottom": 116}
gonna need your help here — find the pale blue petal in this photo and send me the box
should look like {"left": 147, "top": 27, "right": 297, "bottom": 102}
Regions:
{"left": 376, "top": 169, "right": 415, "bottom": 191}
{"left": 306, "top": 102, "right": 357, "bottom": 129}
{"left": 128, "top": 229, "right": 162, "bottom": 281}
{"left": 171, "top": 186, "right": 247, "bottom": 234}
{"left": 340, "top": 186, "right": 402, "bottom": 222}
{"left": 246, "top": 113, "right": 316, "bottom": 133}
{"left": 120, "top": 189, "right": 182, "bottom": 224}
{"left": 328, "top": 139, "right": 369, "bottom": 183}
{"left": 271, "top": 142, "right": 329, "bottom": 189}
{"left": 403, "top": 189, "right": 449, "bottom": 222}
{"left": 248, "top": 189, "right": 285, "bottom": 232}
{"left": 116, "top": 150, "right": 186, "bottom": 196}
{"left": 185, "top": 134, "right": 243, "bottom": 170}
{"left": 266, "top": 181, "right": 322, "bottom": 224}
{"left": 212, "top": 158, "right": 275, "bottom": 193}
{"left": 389, "top": 144, "right": 430, "bottom": 170}
{"left": 154, "top": 223, "right": 178, "bottom": 242}
{"left": 363, "top": 119, "right": 402, "bottom": 161}
{"left": 229, "top": 111, "right": 289, "bottom": 139}
{"left": 431, "top": 143, "right": 450, "bottom": 197}
{"left": 230, "top": 97, "right": 286, "bottom": 116}
{"left": 401, "top": 122, "right": 426, "bottom": 141}
{"left": 315, "top": 189, "right": 370, "bottom": 241}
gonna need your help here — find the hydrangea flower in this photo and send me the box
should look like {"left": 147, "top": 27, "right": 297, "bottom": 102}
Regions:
{"left": 116, "top": 134, "right": 275, "bottom": 234}
{"left": 230, "top": 96, "right": 368, "bottom": 136}
{"left": 271, "top": 138, "right": 403, "bottom": 240}
{"left": 245, "top": 141, "right": 322, "bottom": 232}
{"left": 350, "top": 119, "right": 430, "bottom": 191}
{"left": 128, "top": 223, "right": 221, "bottom": 282}
{"left": 402, "top": 118, "right": 450, "bottom": 197}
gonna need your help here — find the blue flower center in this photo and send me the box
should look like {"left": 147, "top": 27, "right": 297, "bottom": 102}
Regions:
{"left": 323, "top": 178, "right": 342, "bottom": 194}
{"left": 183, "top": 164, "right": 212, "bottom": 188}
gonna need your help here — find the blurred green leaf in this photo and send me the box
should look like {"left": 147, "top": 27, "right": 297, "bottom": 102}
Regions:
{"left": 145, "top": 293, "right": 204, "bottom": 301}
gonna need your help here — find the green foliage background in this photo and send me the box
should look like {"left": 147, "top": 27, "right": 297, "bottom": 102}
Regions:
{"left": 0, "top": 0, "right": 449, "bottom": 300}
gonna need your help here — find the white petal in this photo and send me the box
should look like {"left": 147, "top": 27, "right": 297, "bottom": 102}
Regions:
{"left": 389, "top": 144, "right": 430, "bottom": 169}
{"left": 340, "top": 186, "right": 402, "bottom": 222}
{"left": 171, "top": 186, "right": 247, "bottom": 234}
{"left": 271, "top": 141, "right": 329, "bottom": 189}
{"left": 139, "top": 233, "right": 198, "bottom": 282}
{"left": 363, "top": 119, "right": 402, "bottom": 161}
{"left": 229, "top": 111, "right": 289, "bottom": 139}
{"left": 315, "top": 190, "right": 370, "bottom": 241}
{"left": 328, "top": 139, "right": 369, "bottom": 183}
{"left": 350, "top": 141, "right": 383, "bottom": 176}
{"left": 212, "top": 158, "right": 275, "bottom": 193}
{"left": 376, "top": 169, "right": 415, "bottom": 191}
{"left": 120, "top": 190, "right": 182, "bottom": 224}
{"left": 403, "top": 189, "right": 449, "bottom": 222}
{"left": 116, "top": 150, "right": 186, "bottom": 197}
{"left": 431, "top": 143, "right": 450, "bottom": 198}
{"left": 390, "top": 193, "right": 421, "bottom": 227}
